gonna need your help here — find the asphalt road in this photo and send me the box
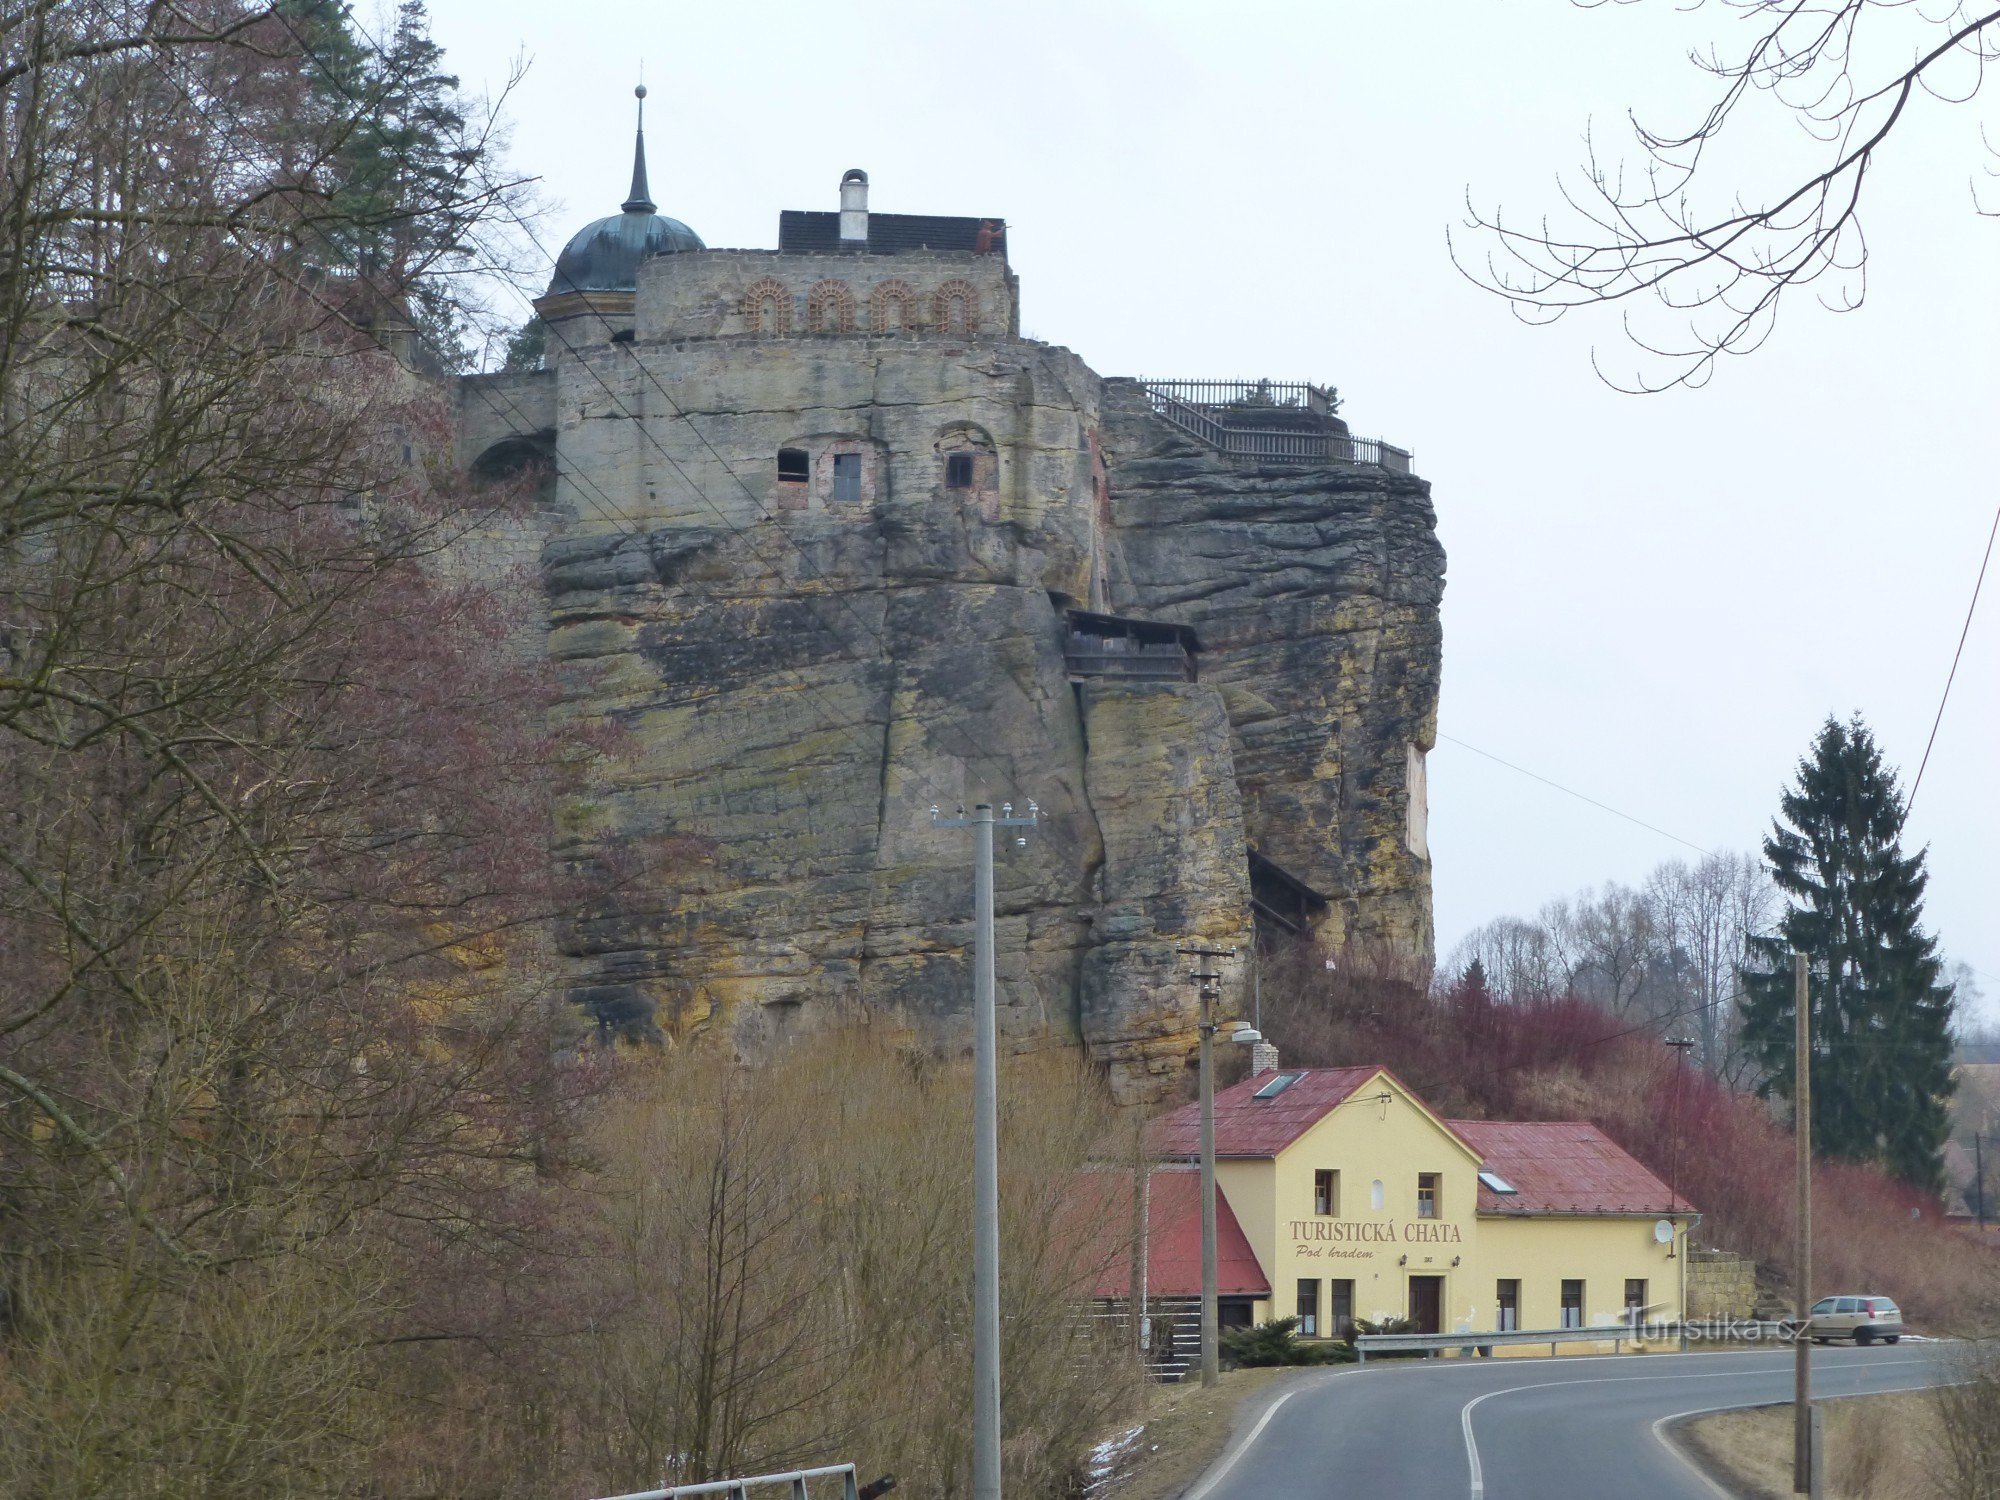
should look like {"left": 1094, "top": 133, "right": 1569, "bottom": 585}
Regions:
{"left": 1183, "top": 1343, "right": 1955, "bottom": 1500}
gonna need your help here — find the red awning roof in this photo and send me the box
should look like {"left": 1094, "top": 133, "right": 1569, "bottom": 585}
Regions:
{"left": 1145, "top": 1066, "right": 1427, "bottom": 1159}
{"left": 1450, "top": 1119, "right": 1691, "bottom": 1216}
{"left": 1075, "top": 1166, "right": 1270, "bottom": 1299}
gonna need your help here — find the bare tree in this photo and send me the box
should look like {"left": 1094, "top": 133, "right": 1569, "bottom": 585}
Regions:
{"left": 1459, "top": 2, "right": 2000, "bottom": 389}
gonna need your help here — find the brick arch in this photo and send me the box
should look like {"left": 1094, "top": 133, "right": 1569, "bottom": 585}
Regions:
{"left": 870, "top": 279, "right": 919, "bottom": 334}
{"left": 742, "top": 277, "right": 792, "bottom": 335}
{"left": 932, "top": 279, "right": 981, "bottom": 337}
{"left": 806, "top": 279, "right": 857, "bottom": 334}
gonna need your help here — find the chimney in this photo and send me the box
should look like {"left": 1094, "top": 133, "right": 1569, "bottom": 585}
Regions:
{"left": 839, "top": 169, "right": 869, "bottom": 246}
{"left": 1251, "top": 1039, "right": 1280, "bottom": 1077}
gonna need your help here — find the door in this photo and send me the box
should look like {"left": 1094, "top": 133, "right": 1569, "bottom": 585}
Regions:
{"left": 1408, "top": 1275, "right": 1444, "bottom": 1335}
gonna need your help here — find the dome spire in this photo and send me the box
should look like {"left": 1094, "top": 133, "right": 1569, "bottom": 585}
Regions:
{"left": 622, "top": 83, "right": 655, "bottom": 214}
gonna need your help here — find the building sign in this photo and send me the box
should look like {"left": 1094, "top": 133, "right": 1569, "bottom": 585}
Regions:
{"left": 1286, "top": 1219, "right": 1463, "bottom": 1259}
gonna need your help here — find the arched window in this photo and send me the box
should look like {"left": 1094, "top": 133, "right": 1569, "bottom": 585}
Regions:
{"left": 932, "top": 278, "right": 980, "bottom": 337}
{"left": 870, "top": 279, "right": 918, "bottom": 333}
{"left": 806, "top": 279, "right": 856, "bottom": 333}
{"left": 1370, "top": 1179, "right": 1386, "bottom": 1213}
{"left": 742, "top": 277, "right": 792, "bottom": 335}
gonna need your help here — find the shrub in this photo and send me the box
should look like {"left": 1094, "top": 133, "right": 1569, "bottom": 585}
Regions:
{"left": 1220, "top": 1317, "right": 1354, "bottom": 1367}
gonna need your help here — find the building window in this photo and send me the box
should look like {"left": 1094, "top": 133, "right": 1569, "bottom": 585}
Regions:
{"left": 1561, "top": 1280, "right": 1584, "bottom": 1329}
{"left": 806, "top": 279, "right": 856, "bottom": 333}
{"left": 946, "top": 452, "right": 975, "bottom": 489}
{"left": 777, "top": 448, "right": 809, "bottom": 483}
{"left": 932, "top": 278, "right": 981, "bottom": 336}
{"left": 832, "top": 452, "right": 862, "bottom": 502}
{"left": 1370, "top": 1179, "right": 1385, "bottom": 1212}
{"left": 1417, "top": 1172, "right": 1441, "bottom": 1219}
{"left": 1296, "top": 1278, "right": 1319, "bottom": 1337}
{"left": 742, "top": 277, "right": 792, "bottom": 335}
{"left": 1625, "top": 1280, "right": 1648, "bottom": 1324}
{"left": 870, "top": 279, "right": 918, "bottom": 333}
{"left": 1313, "top": 1169, "right": 1339, "bottom": 1217}
{"left": 1497, "top": 1280, "right": 1520, "bottom": 1332}
{"left": 1330, "top": 1279, "right": 1355, "bottom": 1339}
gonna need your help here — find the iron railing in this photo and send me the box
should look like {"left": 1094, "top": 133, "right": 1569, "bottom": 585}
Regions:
{"left": 1140, "top": 378, "right": 1337, "bottom": 416}
{"left": 594, "top": 1463, "right": 861, "bottom": 1500}
{"left": 1139, "top": 381, "right": 1413, "bottom": 474}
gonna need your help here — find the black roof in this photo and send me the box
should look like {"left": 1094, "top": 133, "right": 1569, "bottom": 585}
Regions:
{"left": 778, "top": 210, "right": 1006, "bottom": 259}
{"left": 1247, "top": 849, "right": 1331, "bottom": 906}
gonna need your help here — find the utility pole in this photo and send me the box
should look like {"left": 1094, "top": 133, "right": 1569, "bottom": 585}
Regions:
{"left": 1181, "top": 944, "right": 1238, "bottom": 1389}
{"left": 1666, "top": 1035, "right": 1694, "bottom": 1354}
{"left": 1976, "top": 1131, "right": 1986, "bottom": 1233}
{"left": 933, "top": 799, "right": 1038, "bottom": 1500}
{"left": 1793, "top": 950, "right": 1813, "bottom": 1496}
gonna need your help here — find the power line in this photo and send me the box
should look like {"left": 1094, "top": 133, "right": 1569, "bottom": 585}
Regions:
{"left": 1435, "top": 733, "right": 1714, "bottom": 857}
{"left": 1908, "top": 499, "right": 1999, "bottom": 814}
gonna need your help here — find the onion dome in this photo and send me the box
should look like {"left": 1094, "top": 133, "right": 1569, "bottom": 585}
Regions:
{"left": 546, "top": 85, "right": 703, "bottom": 297}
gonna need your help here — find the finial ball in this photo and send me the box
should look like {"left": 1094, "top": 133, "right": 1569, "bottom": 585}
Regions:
{"left": 634, "top": 83, "right": 648, "bottom": 100}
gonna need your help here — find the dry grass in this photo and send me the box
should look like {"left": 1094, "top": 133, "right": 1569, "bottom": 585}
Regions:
{"left": 1678, "top": 1393, "right": 1945, "bottom": 1500}
{"left": 1089, "top": 1368, "right": 1294, "bottom": 1500}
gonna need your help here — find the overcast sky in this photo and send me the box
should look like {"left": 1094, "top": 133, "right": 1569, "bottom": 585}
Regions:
{"left": 420, "top": 0, "right": 1998, "bottom": 1014}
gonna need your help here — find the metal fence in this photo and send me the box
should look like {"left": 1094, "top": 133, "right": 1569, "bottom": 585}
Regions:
{"left": 594, "top": 1463, "right": 862, "bottom": 1500}
{"left": 1139, "top": 382, "right": 1413, "bottom": 474}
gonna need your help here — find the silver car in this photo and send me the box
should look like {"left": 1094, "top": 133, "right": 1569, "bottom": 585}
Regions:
{"left": 1807, "top": 1294, "right": 1904, "bottom": 1345}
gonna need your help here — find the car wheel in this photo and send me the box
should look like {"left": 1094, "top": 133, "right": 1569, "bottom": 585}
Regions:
{"left": 1886, "top": 1336, "right": 1900, "bottom": 1345}
{"left": 1855, "top": 1329, "right": 1874, "bottom": 1346}
{"left": 1812, "top": 1336, "right": 1827, "bottom": 1345}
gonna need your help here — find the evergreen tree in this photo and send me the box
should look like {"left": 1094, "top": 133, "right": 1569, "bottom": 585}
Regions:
{"left": 1739, "top": 716, "right": 1956, "bottom": 1192}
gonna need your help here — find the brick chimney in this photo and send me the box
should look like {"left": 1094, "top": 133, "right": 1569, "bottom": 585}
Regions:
{"left": 1250, "top": 1039, "right": 1280, "bottom": 1077}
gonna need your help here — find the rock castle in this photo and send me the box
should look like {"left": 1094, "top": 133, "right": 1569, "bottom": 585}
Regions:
{"left": 457, "top": 95, "right": 1444, "bottom": 1100}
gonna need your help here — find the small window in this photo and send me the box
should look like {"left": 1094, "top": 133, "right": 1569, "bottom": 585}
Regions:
{"left": 946, "top": 452, "right": 976, "bottom": 489}
{"left": 1313, "top": 1168, "right": 1339, "bottom": 1217}
{"left": 1497, "top": 1280, "right": 1520, "bottom": 1332}
{"left": 1331, "top": 1279, "right": 1355, "bottom": 1339}
{"left": 1417, "top": 1172, "right": 1441, "bottom": 1219}
{"left": 1477, "top": 1170, "right": 1518, "bottom": 1196}
{"left": 1625, "top": 1280, "right": 1648, "bottom": 1325}
{"left": 777, "top": 448, "right": 809, "bottom": 483}
{"left": 1809, "top": 1298, "right": 1836, "bottom": 1316}
{"left": 1296, "top": 1278, "right": 1319, "bottom": 1338}
{"left": 1253, "top": 1071, "right": 1304, "bottom": 1099}
{"left": 1370, "top": 1179, "right": 1385, "bottom": 1212}
{"left": 1836, "top": 1297, "right": 1861, "bottom": 1314}
{"left": 832, "top": 452, "right": 862, "bottom": 502}
{"left": 1561, "top": 1280, "right": 1584, "bottom": 1329}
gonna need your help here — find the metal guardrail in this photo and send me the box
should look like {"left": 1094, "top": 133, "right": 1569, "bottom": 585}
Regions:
{"left": 1353, "top": 1320, "right": 1799, "bottom": 1362}
{"left": 594, "top": 1463, "right": 862, "bottom": 1500}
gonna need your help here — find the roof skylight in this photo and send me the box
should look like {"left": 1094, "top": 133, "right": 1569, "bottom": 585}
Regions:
{"left": 1477, "top": 1170, "right": 1518, "bottom": 1195}
{"left": 1252, "top": 1071, "right": 1305, "bottom": 1099}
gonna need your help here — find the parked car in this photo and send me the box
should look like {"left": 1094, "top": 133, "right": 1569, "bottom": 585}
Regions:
{"left": 1807, "top": 1294, "right": 1904, "bottom": 1345}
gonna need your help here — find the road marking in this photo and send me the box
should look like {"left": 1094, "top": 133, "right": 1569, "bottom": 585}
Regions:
{"left": 1181, "top": 1373, "right": 1333, "bottom": 1500}
{"left": 1459, "top": 1358, "right": 1934, "bottom": 1500}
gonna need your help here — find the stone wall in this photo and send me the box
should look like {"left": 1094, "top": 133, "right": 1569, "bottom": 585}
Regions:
{"left": 1686, "top": 1249, "right": 1757, "bottom": 1320}
{"left": 632, "top": 250, "right": 1018, "bottom": 342}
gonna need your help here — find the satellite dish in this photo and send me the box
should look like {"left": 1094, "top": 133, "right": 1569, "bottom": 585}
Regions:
{"left": 1654, "top": 1219, "right": 1676, "bottom": 1245}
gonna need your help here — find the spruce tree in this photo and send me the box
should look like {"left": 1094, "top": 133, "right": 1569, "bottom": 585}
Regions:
{"left": 1739, "top": 716, "right": 1956, "bottom": 1192}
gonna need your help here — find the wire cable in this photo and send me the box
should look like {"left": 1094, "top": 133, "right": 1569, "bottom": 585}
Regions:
{"left": 1908, "top": 499, "right": 1999, "bottom": 814}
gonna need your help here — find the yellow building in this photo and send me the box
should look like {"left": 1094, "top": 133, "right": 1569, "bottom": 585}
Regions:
{"left": 1141, "top": 1065, "right": 1693, "bottom": 1343}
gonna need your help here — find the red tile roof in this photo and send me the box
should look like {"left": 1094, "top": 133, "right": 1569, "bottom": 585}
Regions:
{"left": 1450, "top": 1119, "right": 1690, "bottom": 1217}
{"left": 1073, "top": 1167, "right": 1271, "bottom": 1299}
{"left": 1146, "top": 1066, "right": 1445, "bottom": 1159}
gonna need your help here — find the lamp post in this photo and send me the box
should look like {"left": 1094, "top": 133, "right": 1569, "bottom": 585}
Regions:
{"left": 932, "top": 799, "right": 1038, "bottom": 1500}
